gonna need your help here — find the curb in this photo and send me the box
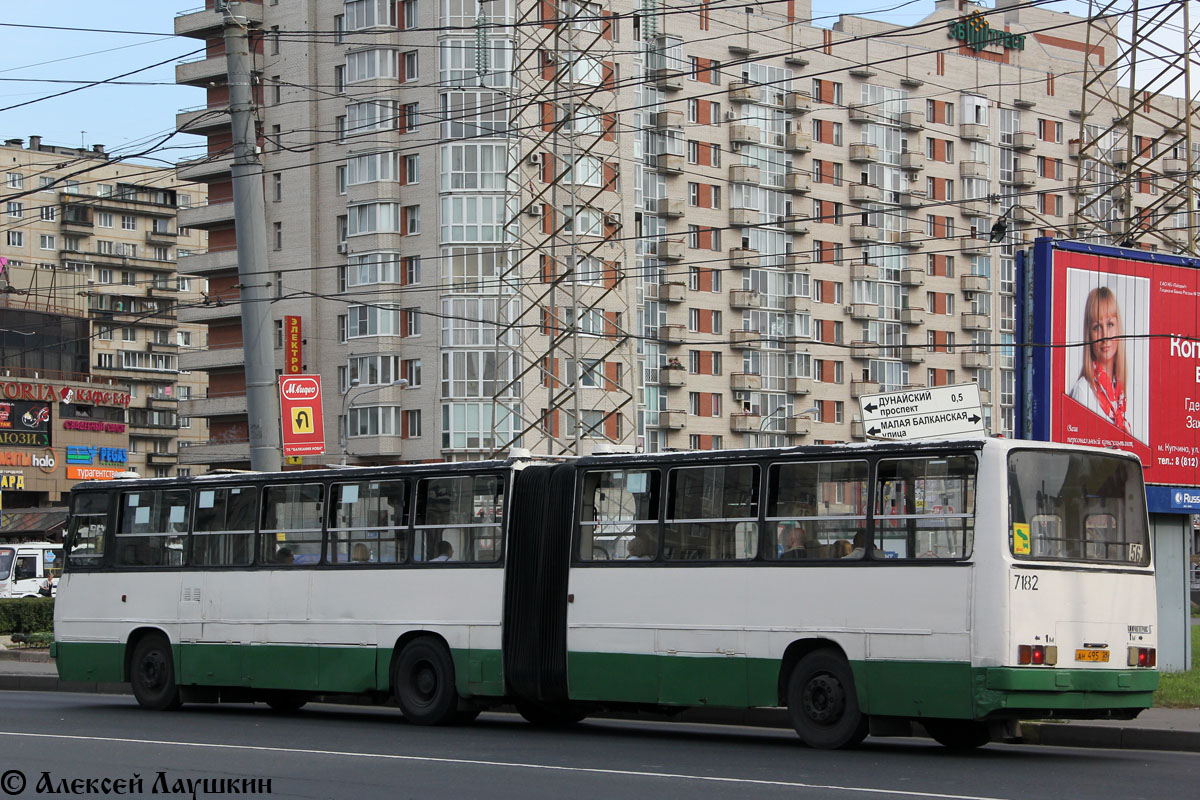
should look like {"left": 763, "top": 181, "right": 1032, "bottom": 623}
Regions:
{"left": 1, "top": 675, "right": 1195, "bottom": 753}
{"left": 0, "top": 650, "right": 52, "bottom": 663}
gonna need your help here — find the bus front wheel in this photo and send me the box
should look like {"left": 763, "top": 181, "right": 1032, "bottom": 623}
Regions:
{"left": 923, "top": 719, "right": 991, "bottom": 750}
{"left": 129, "top": 634, "right": 182, "bottom": 711}
{"left": 786, "top": 651, "right": 868, "bottom": 749}
{"left": 392, "top": 638, "right": 459, "bottom": 725}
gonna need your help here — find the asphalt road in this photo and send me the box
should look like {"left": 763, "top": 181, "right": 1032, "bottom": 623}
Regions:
{"left": 0, "top": 692, "right": 1194, "bottom": 800}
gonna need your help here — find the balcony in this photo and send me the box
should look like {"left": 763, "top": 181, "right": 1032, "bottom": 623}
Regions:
{"left": 1012, "top": 131, "right": 1036, "bottom": 150}
{"left": 654, "top": 281, "right": 687, "bottom": 303}
{"left": 785, "top": 131, "right": 812, "bottom": 152}
{"left": 658, "top": 410, "right": 688, "bottom": 430}
{"left": 178, "top": 439, "right": 251, "bottom": 466}
{"left": 175, "top": 56, "right": 229, "bottom": 87}
{"left": 848, "top": 104, "right": 875, "bottom": 123}
{"left": 1011, "top": 205, "right": 1034, "bottom": 224}
{"left": 900, "top": 308, "right": 925, "bottom": 325}
{"left": 961, "top": 313, "right": 991, "bottom": 330}
{"left": 1012, "top": 168, "right": 1038, "bottom": 187}
{"left": 652, "top": 110, "right": 684, "bottom": 130}
{"left": 850, "top": 183, "right": 882, "bottom": 204}
{"left": 654, "top": 197, "right": 685, "bottom": 217}
{"left": 900, "top": 110, "right": 925, "bottom": 130}
{"left": 899, "top": 152, "right": 926, "bottom": 171}
{"left": 962, "top": 351, "right": 992, "bottom": 369}
{"left": 729, "top": 289, "right": 761, "bottom": 309}
{"left": 730, "top": 414, "right": 762, "bottom": 433}
{"left": 850, "top": 341, "right": 878, "bottom": 359}
{"left": 655, "top": 153, "right": 685, "bottom": 174}
{"left": 729, "top": 247, "right": 759, "bottom": 268}
{"left": 901, "top": 347, "right": 925, "bottom": 364}
{"left": 959, "top": 199, "right": 990, "bottom": 218}
{"left": 960, "top": 123, "right": 990, "bottom": 142}
{"left": 729, "top": 207, "right": 757, "bottom": 228}
{"left": 961, "top": 237, "right": 988, "bottom": 255}
{"left": 850, "top": 262, "right": 879, "bottom": 282}
{"left": 729, "top": 165, "right": 761, "bottom": 184}
{"left": 784, "top": 92, "right": 812, "bottom": 114}
{"left": 849, "top": 224, "right": 882, "bottom": 243}
{"left": 729, "top": 81, "right": 761, "bottom": 103}
{"left": 729, "top": 124, "right": 762, "bottom": 145}
{"left": 181, "top": 392, "right": 248, "bottom": 418}
{"left": 176, "top": 247, "right": 237, "bottom": 275}
{"left": 654, "top": 240, "right": 685, "bottom": 260}
{"left": 658, "top": 324, "right": 686, "bottom": 345}
{"left": 659, "top": 368, "right": 687, "bottom": 387}
{"left": 177, "top": 152, "right": 235, "bottom": 182}
{"left": 849, "top": 143, "right": 881, "bottom": 163}
{"left": 146, "top": 451, "right": 179, "bottom": 466}
{"left": 959, "top": 161, "right": 989, "bottom": 180}
{"left": 178, "top": 345, "right": 244, "bottom": 371}
{"left": 782, "top": 218, "right": 810, "bottom": 235}
{"left": 784, "top": 172, "right": 811, "bottom": 194}
{"left": 900, "top": 230, "right": 925, "bottom": 249}
{"left": 175, "top": 4, "right": 261, "bottom": 38}
{"left": 786, "top": 417, "right": 812, "bottom": 436}
{"left": 650, "top": 68, "right": 685, "bottom": 91}
{"left": 1068, "top": 139, "right": 1082, "bottom": 159}
{"left": 900, "top": 268, "right": 926, "bottom": 286}
{"left": 787, "top": 376, "right": 812, "bottom": 395}
{"left": 850, "top": 380, "right": 882, "bottom": 398}
{"left": 176, "top": 105, "right": 231, "bottom": 135}
{"left": 178, "top": 201, "right": 235, "bottom": 229}
{"left": 730, "top": 372, "right": 762, "bottom": 391}
{"left": 1163, "top": 158, "right": 1187, "bottom": 175}
{"left": 729, "top": 330, "right": 761, "bottom": 349}
{"left": 847, "top": 303, "right": 878, "bottom": 320}
{"left": 899, "top": 190, "right": 927, "bottom": 208}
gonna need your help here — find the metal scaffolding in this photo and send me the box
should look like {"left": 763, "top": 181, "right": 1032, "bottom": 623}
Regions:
{"left": 1072, "top": 0, "right": 1198, "bottom": 255}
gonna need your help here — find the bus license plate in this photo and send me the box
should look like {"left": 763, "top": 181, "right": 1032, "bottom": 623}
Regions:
{"left": 1075, "top": 649, "right": 1110, "bottom": 662}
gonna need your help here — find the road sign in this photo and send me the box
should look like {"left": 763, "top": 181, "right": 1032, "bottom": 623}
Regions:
{"left": 279, "top": 375, "right": 326, "bottom": 456}
{"left": 858, "top": 383, "right": 985, "bottom": 440}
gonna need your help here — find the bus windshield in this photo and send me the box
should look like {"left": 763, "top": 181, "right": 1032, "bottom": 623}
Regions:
{"left": 0, "top": 548, "right": 12, "bottom": 578}
{"left": 1008, "top": 450, "right": 1149, "bottom": 566}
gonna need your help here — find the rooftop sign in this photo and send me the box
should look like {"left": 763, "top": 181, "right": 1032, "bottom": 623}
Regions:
{"left": 949, "top": 12, "right": 1026, "bottom": 52}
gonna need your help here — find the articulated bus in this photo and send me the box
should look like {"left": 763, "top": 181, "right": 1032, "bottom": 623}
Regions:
{"left": 54, "top": 438, "right": 1158, "bottom": 749}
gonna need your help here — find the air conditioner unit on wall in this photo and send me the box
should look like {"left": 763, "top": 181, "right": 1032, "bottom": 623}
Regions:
{"left": 527, "top": 204, "right": 543, "bottom": 217}
{"left": 527, "top": 152, "right": 541, "bottom": 166}
{"left": 337, "top": 243, "right": 347, "bottom": 254}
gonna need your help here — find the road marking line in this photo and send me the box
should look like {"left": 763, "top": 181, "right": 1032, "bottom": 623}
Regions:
{"left": 0, "top": 730, "right": 1012, "bottom": 800}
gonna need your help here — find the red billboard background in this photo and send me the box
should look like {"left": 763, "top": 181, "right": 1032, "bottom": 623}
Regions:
{"left": 1047, "top": 248, "right": 1200, "bottom": 485}
{"left": 279, "top": 375, "right": 325, "bottom": 456}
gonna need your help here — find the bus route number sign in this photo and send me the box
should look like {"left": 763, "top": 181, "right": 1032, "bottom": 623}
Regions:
{"left": 279, "top": 375, "right": 326, "bottom": 456}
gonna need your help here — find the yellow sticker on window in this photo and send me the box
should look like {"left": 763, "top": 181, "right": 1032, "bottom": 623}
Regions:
{"left": 1013, "top": 523, "right": 1031, "bottom": 555}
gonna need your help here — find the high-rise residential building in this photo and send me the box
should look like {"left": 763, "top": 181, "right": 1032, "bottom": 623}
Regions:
{"left": 172, "top": 0, "right": 1196, "bottom": 467}
{"left": 0, "top": 136, "right": 209, "bottom": 507}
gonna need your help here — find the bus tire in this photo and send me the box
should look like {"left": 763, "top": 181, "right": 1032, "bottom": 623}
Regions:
{"left": 264, "top": 692, "right": 308, "bottom": 713}
{"left": 923, "top": 719, "right": 991, "bottom": 750}
{"left": 515, "top": 700, "right": 588, "bottom": 727}
{"left": 392, "top": 638, "right": 459, "bottom": 725}
{"left": 129, "top": 634, "right": 182, "bottom": 711}
{"left": 786, "top": 651, "right": 868, "bottom": 749}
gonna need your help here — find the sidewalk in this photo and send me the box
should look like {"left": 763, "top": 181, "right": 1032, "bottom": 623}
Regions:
{"left": 2, "top": 650, "right": 1197, "bottom": 752}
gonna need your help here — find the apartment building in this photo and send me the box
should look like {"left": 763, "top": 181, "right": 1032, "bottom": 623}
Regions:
{"left": 0, "top": 136, "right": 209, "bottom": 493}
{"left": 171, "top": 0, "right": 1195, "bottom": 466}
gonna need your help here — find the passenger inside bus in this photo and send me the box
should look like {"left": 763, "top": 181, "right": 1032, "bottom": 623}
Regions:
{"left": 430, "top": 541, "right": 454, "bottom": 562}
{"left": 626, "top": 534, "right": 653, "bottom": 560}
{"left": 779, "top": 522, "right": 807, "bottom": 559}
{"left": 274, "top": 547, "right": 295, "bottom": 565}
{"left": 351, "top": 543, "right": 372, "bottom": 563}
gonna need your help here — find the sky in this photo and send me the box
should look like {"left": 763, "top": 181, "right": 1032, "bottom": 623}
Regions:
{"left": 0, "top": 1, "right": 1164, "bottom": 167}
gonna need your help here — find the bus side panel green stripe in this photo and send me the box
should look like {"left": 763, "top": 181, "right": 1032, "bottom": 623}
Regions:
{"left": 567, "top": 652, "right": 780, "bottom": 707}
{"left": 55, "top": 642, "right": 125, "bottom": 684}
{"left": 855, "top": 660, "right": 976, "bottom": 718}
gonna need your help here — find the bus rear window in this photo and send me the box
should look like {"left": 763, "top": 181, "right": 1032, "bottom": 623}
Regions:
{"left": 1008, "top": 450, "right": 1149, "bottom": 566}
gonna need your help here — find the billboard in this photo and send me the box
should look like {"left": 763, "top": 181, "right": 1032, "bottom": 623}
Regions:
{"left": 1032, "top": 240, "right": 1200, "bottom": 486}
{"left": 0, "top": 400, "right": 52, "bottom": 447}
{"left": 279, "top": 375, "right": 326, "bottom": 456}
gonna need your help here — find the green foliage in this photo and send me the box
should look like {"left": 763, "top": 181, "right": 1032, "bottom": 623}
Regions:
{"left": 0, "top": 598, "right": 54, "bottom": 635}
{"left": 1153, "top": 625, "right": 1200, "bottom": 708}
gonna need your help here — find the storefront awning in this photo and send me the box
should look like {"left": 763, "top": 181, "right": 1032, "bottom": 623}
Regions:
{"left": 0, "top": 508, "right": 67, "bottom": 541}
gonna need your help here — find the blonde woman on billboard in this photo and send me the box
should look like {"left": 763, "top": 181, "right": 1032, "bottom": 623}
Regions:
{"left": 1069, "top": 286, "right": 1129, "bottom": 433}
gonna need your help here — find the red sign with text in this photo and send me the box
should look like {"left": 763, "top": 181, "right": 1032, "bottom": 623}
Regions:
{"left": 279, "top": 375, "right": 325, "bottom": 456}
{"left": 1048, "top": 249, "right": 1200, "bottom": 485}
{"left": 284, "top": 315, "right": 302, "bottom": 374}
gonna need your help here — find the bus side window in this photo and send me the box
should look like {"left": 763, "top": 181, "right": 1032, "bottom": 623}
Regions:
{"left": 13, "top": 556, "right": 37, "bottom": 581}
{"left": 664, "top": 464, "right": 758, "bottom": 561}
{"left": 874, "top": 456, "right": 976, "bottom": 560}
{"left": 578, "top": 469, "right": 660, "bottom": 561}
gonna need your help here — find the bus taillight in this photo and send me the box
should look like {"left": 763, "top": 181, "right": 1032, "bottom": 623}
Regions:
{"left": 1018, "top": 644, "right": 1057, "bottom": 666}
{"left": 1128, "top": 647, "right": 1156, "bottom": 667}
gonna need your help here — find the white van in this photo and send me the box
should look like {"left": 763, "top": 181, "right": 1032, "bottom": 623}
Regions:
{"left": 0, "top": 542, "right": 63, "bottom": 598}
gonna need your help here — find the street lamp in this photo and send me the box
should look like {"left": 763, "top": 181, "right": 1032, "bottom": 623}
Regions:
{"left": 759, "top": 404, "right": 819, "bottom": 432}
{"left": 340, "top": 377, "right": 409, "bottom": 463}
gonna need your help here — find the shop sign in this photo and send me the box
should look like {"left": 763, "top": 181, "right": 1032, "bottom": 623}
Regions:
{"left": 0, "top": 401, "right": 52, "bottom": 447}
{"left": 66, "top": 446, "right": 129, "bottom": 466}
{"left": 948, "top": 11, "right": 1026, "bottom": 52}
{"left": 0, "top": 380, "right": 130, "bottom": 408}
{"left": 67, "top": 466, "right": 121, "bottom": 481}
{"left": 0, "top": 473, "right": 24, "bottom": 491}
{"left": 63, "top": 419, "right": 126, "bottom": 433}
{"left": 285, "top": 315, "right": 303, "bottom": 374}
{"left": 0, "top": 449, "right": 56, "bottom": 474}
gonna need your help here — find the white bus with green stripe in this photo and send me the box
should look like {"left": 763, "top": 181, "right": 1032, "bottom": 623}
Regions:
{"left": 54, "top": 438, "right": 1157, "bottom": 749}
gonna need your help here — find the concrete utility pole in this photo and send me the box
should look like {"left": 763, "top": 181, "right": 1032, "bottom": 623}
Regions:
{"left": 222, "top": 3, "right": 281, "bottom": 472}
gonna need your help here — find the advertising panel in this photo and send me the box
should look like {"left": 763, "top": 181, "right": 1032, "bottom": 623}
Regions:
{"left": 279, "top": 375, "right": 325, "bottom": 456}
{"left": 0, "top": 400, "right": 52, "bottom": 447}
{"left": 285, "top": 315, "right": 302, "bottom": 374}
{"left": 1035, "top": 241, "right": 1200, "bottom": 486}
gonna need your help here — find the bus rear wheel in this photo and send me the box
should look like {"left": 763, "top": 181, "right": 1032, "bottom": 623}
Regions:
{"left": 392, "top": 638, "right": 459, "bottom": 725}
{"left": 129, "top": 634, "right": 181, "bottom": 711}
{"left": 786, "top": 651, "right": 868, "bottom": 749}
{"left": 923, "top": 719, "right": 991, "bottom": 750}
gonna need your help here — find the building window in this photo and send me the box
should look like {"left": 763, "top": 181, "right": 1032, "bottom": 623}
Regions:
{"left": 273, "top": 221, "right": 283, "bottom": 250}
{"left": 5, "top": 231, "right": 22, "bottom": 247}
{"left": 39, "top": 234, "right": 55, "bottom": 250}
